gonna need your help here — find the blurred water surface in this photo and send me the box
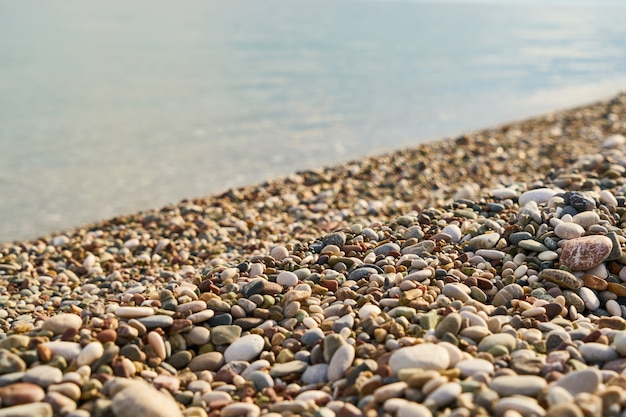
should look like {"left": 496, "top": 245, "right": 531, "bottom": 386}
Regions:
{"left": 1, "top": 0, "right": 626, "bottom": 242}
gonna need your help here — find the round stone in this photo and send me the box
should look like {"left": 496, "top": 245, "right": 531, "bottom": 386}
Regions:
{"left": 186, "top": 326, "right": 211, "bottom": 346}
{"left": 76, "top": 342, "right": 104, "bottom": 367}
{"left": 579, "top": 343, "right": 619, "bottom": 363}
{"left": 519, "top": 188, "right": 558, "bottom": 206}
{"left": 0, "top": 403, "right": 53, "bottom": 417}
{"left": 276, "top": 271, "right": 299, "bottom": 287}
{"left": 0, "top": 382, "right": 46, "bottom": 407}
{"left": 478, "top": 333, "right": 517, "bottom": 354}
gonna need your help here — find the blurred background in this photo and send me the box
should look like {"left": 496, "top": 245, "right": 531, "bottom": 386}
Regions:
{"left": 1, "top": 0, "right": 626, "bottom": 243}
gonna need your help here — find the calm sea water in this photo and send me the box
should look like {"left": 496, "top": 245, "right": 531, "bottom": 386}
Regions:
{"left": 1, "top": 0, "right": 626, "bottom": 242}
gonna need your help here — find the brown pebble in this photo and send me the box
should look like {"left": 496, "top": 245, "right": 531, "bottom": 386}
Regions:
{"left": 581, "top": 274, "right": 608, "bottom": 291}
{"left": 607, "top": 282, "right": 626, "bottom": 297}
{"left": 0, "top": 382, "right": 46, "bottom": 406}
{"left": 96, "top": 329, "right": 118, "bottom": 343}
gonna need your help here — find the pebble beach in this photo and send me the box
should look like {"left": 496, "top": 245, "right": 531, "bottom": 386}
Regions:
{"left": 2, "top": 93, "right": 626, "bottom": 417}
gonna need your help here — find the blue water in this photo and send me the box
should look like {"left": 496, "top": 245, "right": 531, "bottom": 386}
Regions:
{"left": 1, "top": 0, "right": 626, "bottom": 242}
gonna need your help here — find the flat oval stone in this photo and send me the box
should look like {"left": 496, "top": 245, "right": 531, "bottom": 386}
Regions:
{"left": 224, "top": 334, "right": 265, "bottom": 362}
{"left": 187, "top": 309, "right": 215, "bottom": 324}
{"left": 560, "top": 235, "right": 613, "bottom": 271}
{"left": 23, "top": 366, "right": 62, "bottom": 388}
{"left": 579, "top": 342, "right": 618, "bottom": 363}
{"left": 455, "top": 358, "right": 494, "bottom": 377}
{"left": 538, "top": 269, "right": 581, "bottom": 290}
{"left": 578, "top": 287, "right": 600, "bottom": 311}
{"left": 0, "top": 350, "right": 26, "bottom": 375}
{"left": 490, "top": 375, "right": 547, "bottom": 397}
{"left": 441, "top": 225, "right": 462, "bottom": 243}
{"left": 270, "top": 360, "right": 308, "bottom": 377}
{"left": 468, "top": 233, "right": 500, "bottom": 250}
{"left": 108, "top": 379, "right": 183, "bottom": 417}
{"left": 136, "top": 315, "right": 174, "bottom": 329}
{"left": 494, "top": 396, "right": 546, "bottom": 417}
{"left": 327, "top": 344, "right": 355, "bottom": 382}
{"left": 572, "top": 211, "right": 600, "bottom": 229}
{"left": 76, "top": 342, "right": 104, "bottom": 367}
{"left": 189, "top": 352, "right": 224, "bottom": 372}
{"left": 519, "top": 188, "right": 558, "bottom": 206}
{"left": 0, "top": 382, "right": 46, "bottom": 407}
{"left": 554, "top": 222, "right": 585, "bottom": 240}
{"left": 114, "top": 306, "right": 155, "bottom": 319}
{"left": 0, "top": 403, "right": 52, "bottom": 417}
{"left": 41, "top": 314, "right": 82, "bottom": 335}
{"left": 389, "top": 344, "right": 450, "bottom": 374}
{"left": 301, "top": 364, "right": 329, "bottom": 384}
{"left": 552, "top": 368, "right": 600, "bottom": 396}
{"left": 478, "top": 333, "right": 517, "bottom": 354}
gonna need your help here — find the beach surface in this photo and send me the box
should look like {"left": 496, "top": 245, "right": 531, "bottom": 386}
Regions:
{"left": 1, "top": 93, "right": 626, "bottom": 416}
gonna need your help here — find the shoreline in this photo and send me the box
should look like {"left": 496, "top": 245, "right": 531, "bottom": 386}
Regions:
{"left": 1, "top": 93, "right": 626, "bottom": 416}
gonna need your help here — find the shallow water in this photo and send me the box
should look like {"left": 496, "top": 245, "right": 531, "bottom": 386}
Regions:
{"left": 1, "top": 0, "right": 625, "bottom": 242}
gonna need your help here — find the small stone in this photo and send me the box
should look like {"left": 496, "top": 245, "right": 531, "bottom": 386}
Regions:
{"left": 579, "top": 342, "right": 619, "bottom": 363}
{"left": 551, "top": 368, "right": 600, "bottom": 396}
{"left": 435, "top": 313, "right": 462, "bottom": 338}
{"left": 221, "top": 403, "right": 261, "bottom": 417}
{"left": 397, "top": 403, "right": 433, "bottom": 417}
{"left": 389, "top": 344, "right": 450, "bottom": 374}
{"left": 489, "top": 375, "right": 547, "bottom": 397}
{"left": 0, "top": 350, "right": 26, "bottom": 375}
{"left": 137, "top": 315, "right": 174, "bottom": 329}
{"left": 41, "top": 314, "right": 82, "bottom": 335}
{"left": 270, "top": 361, "right": 308, "bottom": 377}
{"left": 519, "top": 188, "right": 558, "bottom": 206}
{"left": 224, "top": 334, "right": 265, "bottom": 362}
{"left": 246, "top": 370, "right": 274, "bottom": 390}
{"left": 187, "top": 310, "right": 215, "bottom": 324}
{"left": 547, "top": 403, "right": 584, "bottom": 417}
{"left": 189, "top": 352, "right": 224, "bottom": 372}
{"left": 0, "top": 403, "right": 53, "bottom": 417}
{"left": 211, "top": 326, "right": 242, "bottom": 345}
{"left": 424, "top": 382, "right": 462, "bottom": 409}
{"left": 0, "top": 382, "right": 46, "bottom": 407}
{"left": 107, "top": 378, "right": 183, "bottom": 417}
{"left": 276, "top": 271, "right": 299, "bottom": 287}
{"left": 187, "top": 326, "right": 211, "bottom": 346}
{"left": 578, "top": 287, "right": 600, "bottom": 311}
{"left": 76, "top": 341, "right": 104, "bottom": 367}
{"left": 494, "top": 396, "right": 546, "bottom": 417}
{"left": 114, "top": 306, "right": 155, "bottom": 319}
{"left": 492, "top": 283, "right": 524, "bottom": 306}
{"left": 455, "top": 359, "right": 495, "bottom": 377}
{"left": 538, "top": 269, "right": 581, "bottom": 290}
{"left": 302, "top": 364, "right": 329, "bottom": 384}
{"left": 554, "top": 223, "right": 585, "bottom": 240}
{"left": 560, "top": 236, "right": 612, "bottom": 271}
{"left": 328, "top": 344, "right": 355, "bottom": 382}
{"left": 468, "top": 233, "right": 500, "bottom": 250}
{"left": 23, "top": 365, "right": 63, "bottom": 388}
{"left": 441, "top": 225, "right": 462, "bottom": 243}
{"left": 478, "top": 333, "right": 517, "bottom": 354}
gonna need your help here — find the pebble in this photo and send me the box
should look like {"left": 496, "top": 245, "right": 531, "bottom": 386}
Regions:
{"left": 76, "top": 341, "right": 104, "bottom": 367}
{"left": 327, "top": 344, "right": 355, "bottom": 382}
{"left": 114, "top": 306, "right": 155, "bottom": 318}
{"left": 0, "top": 350, "right": 26, "bottom": 374}
{"left": 224, "top": 334, "right": 265, "bottom": 362}
{"left": 0, "top": 382, "right": 46, "bottom": 406}
{"left": 276, "top": 271, "right": 299, "bottom": 287}
{"left": 23, "top": 365, "right": 63, "bottom": 388}
{"left": 107, "top": 379, "right": 183, "bottom": 417}
{"left": 41, "top": 314, "right": 82, "bottom": 335}
{"left": 551, "top": 368, "right": 601, "bottom": 396}
{"left": 560, "top": 235, "right": 613, "bottom": 271}
{"left": 388, "top": 344, "right": 450, "bottom": 374}
{"left": 0, "top": 403, "right": 53, "bottom": 417}
{"left": 455, "top": 359, "right": 495, "bottom": 377}
{"left": 489, "top": 375, "right": 547, "bottom": 397}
